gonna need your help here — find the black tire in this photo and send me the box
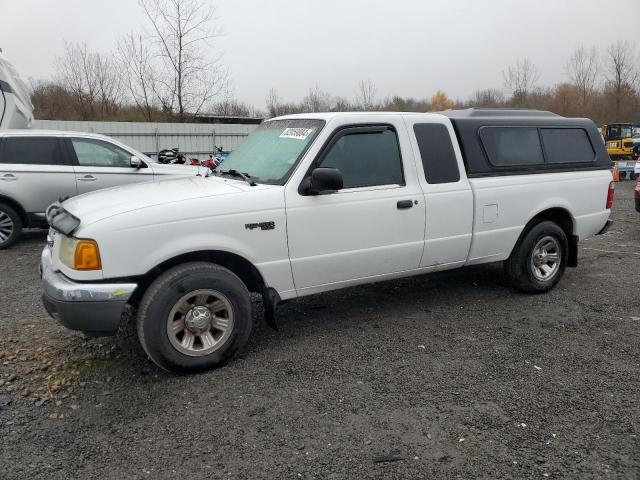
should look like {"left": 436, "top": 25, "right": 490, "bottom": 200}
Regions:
{"left": 0, "top": 203, "right": 22, "bottom": 249}
{"left": 137, "top": 262, "right": 252, "bottom": 373}
{"left": 504, "top": 221, "right": 568, "bottom": 294}
{"left": 630, "top": 172, "right": 638, "bottom": 181}
{"left": 619, "top": 171, "right": 627, "bottom": 181}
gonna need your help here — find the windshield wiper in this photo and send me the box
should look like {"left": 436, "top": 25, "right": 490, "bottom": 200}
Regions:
{"left": 216, "top": 169, "right": 257, "bottom": 186}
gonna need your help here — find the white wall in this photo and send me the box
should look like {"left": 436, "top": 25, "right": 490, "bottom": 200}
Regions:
{"left": 33, "top": 120, "right": 259, "bottom": 159}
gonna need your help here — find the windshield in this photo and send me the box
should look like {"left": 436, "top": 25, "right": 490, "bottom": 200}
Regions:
{"left": 218, "top": 119, "right": 324, "bottom": 184}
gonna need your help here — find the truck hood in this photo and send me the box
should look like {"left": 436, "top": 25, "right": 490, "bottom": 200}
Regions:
{"left": 62, "top": 175, "right": 269, "bottom": 228}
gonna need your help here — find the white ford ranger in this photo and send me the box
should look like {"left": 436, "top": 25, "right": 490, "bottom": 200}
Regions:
{"left": 41, "top": 110, "right": 614, "bottom": 373}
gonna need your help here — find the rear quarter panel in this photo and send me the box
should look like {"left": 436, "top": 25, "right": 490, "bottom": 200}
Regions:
{"left": 467, "top": 169, "right": 612, "bottom": 264}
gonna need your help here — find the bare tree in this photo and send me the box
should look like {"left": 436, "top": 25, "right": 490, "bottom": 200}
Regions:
{"left": 265, "top": 88, "right": 282, "bottom": 117}
{"left": 469, "top": 88, "right": 505, "bottom": 107}
{"left": 117, "top": 33, "right": 159, "bottom": 121}
{"left": 94, "top": 53, "right": 122, "bottom": 116}
{"left": 55, "top": 42, "right": 97, "bottom": 119}
{"left": 603, "top": 40, "right": 638, "bottom": 120}
{"left": 55, "top": 42, "right": 122, "bottom": 120}
{"left": 503, "top": 57, "right": 540, "bottom": 106}
{"left": 303, "top": 86, "right": 334, "bottom": 112}
{"left": 566, "top": 46, "right": 599, "bottom": 106}
{"left": 356, "top": 79, "right": 377, "bottom": 110}
{"left": 138, "top": 0, "right": 229, "bottom": 120}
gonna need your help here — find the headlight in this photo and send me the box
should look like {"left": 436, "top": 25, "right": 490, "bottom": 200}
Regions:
{"left": 59, "top": 236, "right": 102, "bottom": 271}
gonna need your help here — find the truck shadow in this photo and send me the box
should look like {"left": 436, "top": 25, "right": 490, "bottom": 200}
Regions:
{"left": 246, "top": 262, "right": 513, "bottom": 354}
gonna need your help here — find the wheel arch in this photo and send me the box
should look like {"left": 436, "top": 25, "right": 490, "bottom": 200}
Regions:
{"left": 130, "top": 250, "right": 266, "bottom": 306}
{"left": 512, "top": 207, "right": 578, "bottom": 267}
{"left": 0, "top": 194, "right": 28, "bottom": 227}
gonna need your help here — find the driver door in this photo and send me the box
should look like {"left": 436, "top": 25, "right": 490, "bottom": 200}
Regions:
{"left": 285, "top": 119, "right": 426, "bottom": 293}
{"left": 67, "top": 137, "right": 154, "bottom": 194}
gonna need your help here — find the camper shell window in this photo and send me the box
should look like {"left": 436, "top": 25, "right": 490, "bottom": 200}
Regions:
{"left": 442, "top": 109, "right": 611, "bottom": 177}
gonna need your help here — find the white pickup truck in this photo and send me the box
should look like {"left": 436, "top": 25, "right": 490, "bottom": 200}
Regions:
{"left": 41, "top": 109, "right": 614, "bottom": 373}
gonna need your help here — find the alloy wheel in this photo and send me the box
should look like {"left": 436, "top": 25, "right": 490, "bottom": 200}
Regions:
{"left": 166, "top": 289, "right": 234, "bottom": 356}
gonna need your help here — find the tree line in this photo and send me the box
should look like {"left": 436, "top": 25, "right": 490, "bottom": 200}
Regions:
{"left": 30, "top": 1, "right": 639, "bottom": 127}
{"left": 265, "top": 41, "right": 639, "bottom": 126}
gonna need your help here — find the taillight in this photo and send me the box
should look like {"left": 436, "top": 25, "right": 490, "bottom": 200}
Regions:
{"left": 606, "top": 181, "right": 615, "bottom": 209}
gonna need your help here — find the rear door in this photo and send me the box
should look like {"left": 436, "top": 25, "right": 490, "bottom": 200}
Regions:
{"left": 0, "top": 135, "right": 77, "bottom": 217}
{"left": 403, "top": 116, "right": 473, "bottom": 268}
{"left": 68, "top": 137, "right": 154, "bottom": 194}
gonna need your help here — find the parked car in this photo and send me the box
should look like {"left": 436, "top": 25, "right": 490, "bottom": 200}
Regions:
{"left": 635, "top": 179, "right": 640, "bottom": 213}
{"left": 41, "top": 109, "right": 613, "bottom": 373}
{"left": 0, "top": 131, "right": 201, "bottom": 248}
{"left": 632, "top": 147, "right": 640, "bottom": 181}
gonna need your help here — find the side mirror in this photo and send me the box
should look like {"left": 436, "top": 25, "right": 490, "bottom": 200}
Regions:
{"left": 130, "top": 156, "right": 146, "bottom": 169}
{"left": 305, "top": 167, "right": 343, "bottom": 194}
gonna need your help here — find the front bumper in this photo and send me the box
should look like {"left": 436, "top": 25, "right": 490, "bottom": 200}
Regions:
{"left": 40, "top": 247, "right": 137, "bottom": 336}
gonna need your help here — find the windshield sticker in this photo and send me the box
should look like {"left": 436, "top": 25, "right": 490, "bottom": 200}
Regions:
{"left": 279, "top": 128, "right": 314, "bottom": 140}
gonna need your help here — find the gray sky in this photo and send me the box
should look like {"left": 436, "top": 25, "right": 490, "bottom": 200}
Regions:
{"left": 2, "top": 0, "right": 638, "bottom": 108}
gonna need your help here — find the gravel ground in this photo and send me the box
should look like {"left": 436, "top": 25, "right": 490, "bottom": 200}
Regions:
{"left": 0, "top": 181, "right": 638, "bottom": 480}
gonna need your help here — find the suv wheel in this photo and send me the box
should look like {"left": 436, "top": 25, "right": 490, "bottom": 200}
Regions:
{"left": 0, "top": 203, "right": 22, "bottom": 249}
{"left": 137, "top": 262, "right": 252, "bottom": 373}
{"left": 504, "top": 221, "right": 568, "bottom": 293}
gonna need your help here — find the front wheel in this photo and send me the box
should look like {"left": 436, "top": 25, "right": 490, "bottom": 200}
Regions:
{"left": 137, "top": 262, "right": 252, "bottom": 373}
{"left": 504, "top": 221, "right": 568, "bottom": 293}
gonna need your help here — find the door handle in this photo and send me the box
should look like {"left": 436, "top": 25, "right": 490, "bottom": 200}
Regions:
{"left": 78, "top": 175, "right": 97, "bottom": 182}
{"left": 397, "top": 200, "right": 414, "bottom": 209}
{"left": 0, "top": 174, "right": 17, "bottom": 182}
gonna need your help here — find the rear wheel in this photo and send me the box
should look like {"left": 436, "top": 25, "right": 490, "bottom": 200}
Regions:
{"left": 0, "top": 203, "right": 22, "bottom": 249}
{"left": 137, "top": 262, "right": 252, "bottom": 373}
{"left": 504, "top": 221, "right": 568, "bottom": 293}
{"left": 630, "top": 172, "right": 638, "bottom": 181}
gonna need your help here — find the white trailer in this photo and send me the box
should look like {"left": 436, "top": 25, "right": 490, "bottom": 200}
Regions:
{"left": 0, "top": 52, "right": 33, "bottom": 129}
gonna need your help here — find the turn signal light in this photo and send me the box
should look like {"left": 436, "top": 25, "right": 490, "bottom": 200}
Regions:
{"left": 74, "top": 240, "right": 102, "bottom": 270}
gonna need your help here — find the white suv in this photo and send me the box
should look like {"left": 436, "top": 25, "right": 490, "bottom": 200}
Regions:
{"left": 0, "top": 130, "right": 200, "bottom": 248}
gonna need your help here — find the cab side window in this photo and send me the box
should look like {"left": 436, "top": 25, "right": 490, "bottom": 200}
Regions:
{"left": 71, "top": 138, "right": 132, "bottom": 168}
{"left": 319, "top": 128, "right": 404, "bottom": 188}
{"left": 413, "top": 123, "right": 460, "bottom": 184}
{"left": 0, "top": 137, "right": 63, "bottom": 165}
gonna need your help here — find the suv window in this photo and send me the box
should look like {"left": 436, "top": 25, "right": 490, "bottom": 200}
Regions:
{"left": 0, "top": 137, "right": 62, "bottom": 165}
{"left": 541, "top": 128, "right": 595, "bottom": 164}
{"left": 480, "top": 127, "right": 544, "bottom": 167}
{"left": 413, "top": 123, "right": 460, "bottom": 184}
{"left": 319, "top": 128, "right": 403, "bottom": 188}
{"left": 71, "top": 138, "right": 132, "bottom": 167}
